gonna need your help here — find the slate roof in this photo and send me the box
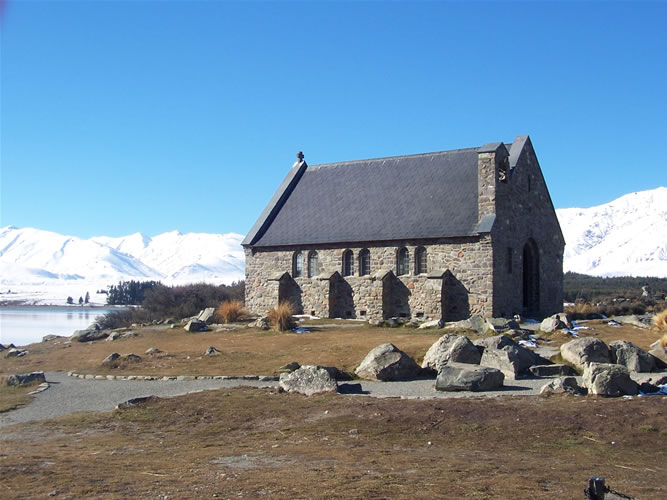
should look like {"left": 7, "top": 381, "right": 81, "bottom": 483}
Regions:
{"left": 245, "top": 145, "right": 500, "bottom": 247}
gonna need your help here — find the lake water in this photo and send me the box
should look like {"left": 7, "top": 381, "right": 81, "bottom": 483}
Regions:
{"left": 0, "top": 307, "right": 121, "bottom": 346}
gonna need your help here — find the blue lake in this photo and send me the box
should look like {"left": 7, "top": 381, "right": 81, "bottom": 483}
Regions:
{"left": 0, "top": 307, "right": 121, "bottom": 346}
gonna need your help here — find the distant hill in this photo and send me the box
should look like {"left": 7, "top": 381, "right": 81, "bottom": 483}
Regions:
{"left": 556, "top": 187, "right": 667, "bottom": 278}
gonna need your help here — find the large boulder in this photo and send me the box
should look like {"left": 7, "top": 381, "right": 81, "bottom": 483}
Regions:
{"left": 609, "top": 340, "right": 656, "bottom": 372}
{"left": 6, "top": 371, "right": 46, "bottom": 386}
{"left": 540, "top": 376, "right": 586, "bottom": 396}
{"left": 184, "top": 319, "right": 209, "bottom": 332}
{"left": 475, "top": 335, "right": 538, "bottom": 373}
{"left": 421, "top": 334, "right": 481, "bottom": 372}
{"left": 355, "top": 343, "right": 421, "bottom": 381}
{"left": 443, "top": 315, "right": 490, "bottom": 335}
{"left": 583, "top": 363, "right": 639, "bottom": 397}
{"left": 71, "top": 329, "right": 109, "bottom": 342}
{"left": 479, "top": 348, "right": 524, "bottom": 379}
{"left": 418, "top": 319, "right": 443, "bottom": 329}
{"left": 279, "top": 365, "right": 337, "bottom": 396}
{"left": 540, "top": 315, "right": 567, "bottom": 333}
{"left": 560, "top": 338, "right": 611, "bottom": 372}
{"left": 197, "top": 307, "right": 216, "bottom": 323}
{"left": 435, "top": 362, "right": 504, "bottom": 392}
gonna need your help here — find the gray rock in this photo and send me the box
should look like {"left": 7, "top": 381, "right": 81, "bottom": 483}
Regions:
{"left": 71, "top": 328, "right": 109, "bottom": 342}
{"left": 145, "top": 347, "right": 161, "bottom": 355}
{"left": 279, "top": 365, "right": 338, "bottom": 396}
{"left": 184, "top": 319, "right": 209, "bottom": 332}
{"left": 248, "top": 317, "right": 270, "bottom": 330}
{"left": 6, "top": 371, "right": 46, "bottom": 386}
{"left": 102, "top": 353, "right": 120, "bottom": 364}
{"left": 355, "top": 343, "right": 421, "bottom": 381}
{"left": 205, "top": 346, "right": 221, "bottom": 356}
{"left": 197, "top": 307, "right": 216, "bottom": 323}
{"left": 479, "top": 347, "right": 524, "bottom": 379}
{"left": 42, "top": 334, "right": 65, "bottom": 342}
{"left": 279, "top": 361, "right": 301, "bottom": 373}
{"left": 539, "top": 376, "right": 586, "bottom": 396}
{"left": 529, "top": 364, "right": 578, "bottom": 377}
{"left": 540, "top": 315, "right": 566, "bottom": 333}
{"left": 609, "top": 340, "right": 656, "bottom": 372}
{"left": 630, "top": 372, "right": 667, "bottom": 387}
{"left": 648, "top": 345, "right": 667, "bottom": 368}
{"left": 6, "top": 348, "right": 28, "bottom": 358}
{"left": 443, "top": 315, "right": 490, "bottom": 334}
{"left": 435, "top": 362, "right": 504, "bottom": 392}
{"left": 120, "top": 353, "right": 142, "bottom": 363}
{"left": 583, "top": 363, "right": 639, "bottom": 397}
{"left": 474, "top": 335, "right": 538, "bottom": 373}
{"left": 613, "top": 315, "right": 650, "bottom": 329}
{"left": 486, "top": 317, "right": 520, "bottom": 333}
{"left": 422, "top": 334, "right": 481, "bottom": 372}
{"left": 418, "top": 319, "right": 444, "bottom": 329}
{"left": 560, "top": 338, "right": 611, "bottom": 372}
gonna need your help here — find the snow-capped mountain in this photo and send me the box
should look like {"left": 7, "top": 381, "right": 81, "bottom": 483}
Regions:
{"left": 556, "top": 187, "right": 667, "bottom": 277}
{"left": 0, "top": 226, "right": 245, "bottom": 305}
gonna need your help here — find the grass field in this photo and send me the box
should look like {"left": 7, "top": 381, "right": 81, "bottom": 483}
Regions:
{"left": 1, "top": 320, "right": 662, "bottom": 378}
{"left": 1, "top": 321, "right": 665, "bottom": 499}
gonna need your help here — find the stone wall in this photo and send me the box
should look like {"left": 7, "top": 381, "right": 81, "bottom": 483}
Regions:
{"left": 491, "top": 138, "right": 564, "bottom": 317}
{"left": 244, "top": 236, "right": 494, "bottom": 321}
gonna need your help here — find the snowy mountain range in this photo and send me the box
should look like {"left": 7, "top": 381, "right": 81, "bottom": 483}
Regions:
{"left": 1, "top": 186, "right": 665, "bottom": 305}
{"left": 0, "top": 227, "right": 244, "bottom": 305}
{"left": 556, "top": 187, "right": 667, "bottom": 278}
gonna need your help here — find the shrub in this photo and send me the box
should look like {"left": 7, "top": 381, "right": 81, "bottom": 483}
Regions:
{"left": 217, "top": 300, "right": 248, "bottom": 323}
{"left": 267, "top": 302, "right": 296, "bottom": 332}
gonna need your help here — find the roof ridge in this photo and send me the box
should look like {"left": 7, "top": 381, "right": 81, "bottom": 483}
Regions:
{"left": 309, "top": 146, "right": 479, "bottom": 169}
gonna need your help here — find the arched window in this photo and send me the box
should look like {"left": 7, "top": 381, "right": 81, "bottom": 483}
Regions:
{"left": 397, "top": 247, "right": 409, "bottom": 276}
{"left": 308, "top": 251, "right": 319, "bottom": 278}
{"left": 415, "top": 247, "right": 427, "bottom": 274}
{"left": 342, "top": 250, "right": 354, "bottom": 277}
{"left": 359, "top": 249, "right": 371, "bottom": 276}
{"left": 292, "top": 251, "right": 303, "bottom": 278}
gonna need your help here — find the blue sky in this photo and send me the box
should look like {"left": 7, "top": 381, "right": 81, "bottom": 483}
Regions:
{"left": 1, "top": 0, "right": 665, "bottom": 238}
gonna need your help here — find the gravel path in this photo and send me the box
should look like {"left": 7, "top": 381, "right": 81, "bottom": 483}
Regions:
{"left": 1, "top": 371, "right": 565, "bottom": 429}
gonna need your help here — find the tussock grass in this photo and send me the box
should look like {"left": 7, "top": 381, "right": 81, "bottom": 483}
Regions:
{"left": 216, "top": 300, "right": 248, "bottom": 323}
{"left": 267, "top": 302, "right": 296, "bottom": 332}
{"left": 653, "top": 309, "right": 667, "bottom": 348}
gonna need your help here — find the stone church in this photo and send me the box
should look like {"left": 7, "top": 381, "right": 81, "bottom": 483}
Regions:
{"left": 242, "top": 135, "right": 564, "bottom": 321}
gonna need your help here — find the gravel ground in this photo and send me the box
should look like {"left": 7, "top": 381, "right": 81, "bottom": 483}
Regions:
{"left": 0, "top": 371, "right": 571, "bottom": 429}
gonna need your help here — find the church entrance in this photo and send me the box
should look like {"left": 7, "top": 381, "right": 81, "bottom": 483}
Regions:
{"left": 522, "top": 239, "right": 540, "bottom": 315}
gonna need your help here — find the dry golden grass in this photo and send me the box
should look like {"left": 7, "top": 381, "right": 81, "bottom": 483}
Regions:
{"left": 0, "top": 323, "right": 445, "bottom": 377}
{"left": 0, "top": 378, "right": 37, "bottom": 413}
{"left": 1, "top": 388, "right": 665, "bottom": 499}
{"left": 216, "top": 300, "right": 248, "bottom": 323}
{"left": 267, "top": 301, "right": 296, "bottom": 332}
{"left": 653, "top": 309, "right": 667, "bottom": 348}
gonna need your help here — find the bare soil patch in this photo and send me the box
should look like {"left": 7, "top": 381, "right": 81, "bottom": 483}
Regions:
{"left": 0, "top": 388, "right": 665, "bottom": 499}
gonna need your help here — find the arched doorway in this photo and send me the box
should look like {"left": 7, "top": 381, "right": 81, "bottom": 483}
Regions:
{"left": 522, "top": 239, "right": 540, "bottom": 315}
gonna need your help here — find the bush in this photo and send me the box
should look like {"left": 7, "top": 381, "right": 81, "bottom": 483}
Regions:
{"left": 217, "top": 300, "right": 248, "bottom": 323}
{"left": 267, "top": 302, "right": 295, "bottom": 332}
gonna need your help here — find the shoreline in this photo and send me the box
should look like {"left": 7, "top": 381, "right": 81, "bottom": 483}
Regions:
{"left": 0, "top": 303, "right": 129, "bottom": 310}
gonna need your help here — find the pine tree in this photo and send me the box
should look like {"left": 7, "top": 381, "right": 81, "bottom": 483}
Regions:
{"left": 78, "top": 296, "right": 84, "bottom": 305}
{"left": 85, "top": 292, "right": 90, "bottom": 304}
{"left": 67, "top": 296, "right": 74, "bottom": 305}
